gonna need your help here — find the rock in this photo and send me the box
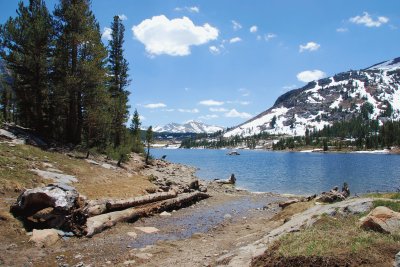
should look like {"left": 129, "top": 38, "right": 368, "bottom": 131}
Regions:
{"left": 160, "top": 211, "right": 171, "bottom": 217}
{"left": 134, "top": 253, "right": 153, "bottom": 260}
{"left": 29, "top": 229, "right": 60, "bottom": 247}
{"left": 134, "top": 227, "right": 159, "bottom": 234}
{"left": 342, "top": 201, "right": 373, "bottom": 215}
{"left": 224, "top": 214, "right": 232, "bottom": 220}
{"left": 278, "top": 199, "right": 300, "bottom": 209}
{"left": 395, "top": 251, "right": 400, "bottom": 267}
{"left": 199, "top": 186, "right": 208, "bottom": 193}
{"left": 30, "top": 169, "right": 78, "bottom": 184}
{"left": 359, "top": 206, "right": 400, "bottom": 234}
{"left": 127, "top": 232, "right": 138, "bottom": 238}
{"left": 189, "top": 180, "right": 199, "bottom": 190}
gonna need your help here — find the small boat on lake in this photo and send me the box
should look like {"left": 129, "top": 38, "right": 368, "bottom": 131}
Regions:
{"left": 227, "top": 150, "right": 240, "bottom": 155}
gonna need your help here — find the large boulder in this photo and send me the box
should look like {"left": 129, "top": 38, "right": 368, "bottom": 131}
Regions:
{"left": 359, "top": 206, "right": 400, "bottom": 234}
{"left": 29, "top": 229, "right": 60, "bottom": 247}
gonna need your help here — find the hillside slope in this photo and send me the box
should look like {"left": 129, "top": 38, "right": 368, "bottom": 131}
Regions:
{"left": 225, "top": 57, "right": 400, "bottom": 137}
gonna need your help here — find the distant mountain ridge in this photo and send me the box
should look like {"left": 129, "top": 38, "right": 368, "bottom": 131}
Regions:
{"left": 153, "top": 120, "right": 224, "bottom": 134}
{"left": 224, "top": 57, "right": 400, "bottom": 137}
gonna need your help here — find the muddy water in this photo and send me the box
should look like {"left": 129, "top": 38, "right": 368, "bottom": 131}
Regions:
{"left": 128, "top": 194, "right": 283, "bottom": 248}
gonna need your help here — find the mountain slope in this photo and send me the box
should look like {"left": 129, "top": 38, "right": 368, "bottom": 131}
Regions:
{"left": 224, "top": 57, "right": 400, "bottom": 137}
{"left": 153, "top": 120, "right": 224, "bottom": 134}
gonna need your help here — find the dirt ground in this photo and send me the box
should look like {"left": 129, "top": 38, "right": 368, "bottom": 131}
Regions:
{"left": 1, "top": 141, "right": 399, "bottom": 267}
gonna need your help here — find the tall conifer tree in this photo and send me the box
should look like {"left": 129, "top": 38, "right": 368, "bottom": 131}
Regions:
{"left": 53, "top": 0, "right": 110, "bottom": 145}
{"left": 108, "top": 15, "right": 130, "bottom": 148}
{"left": 0, "top": 0, "right": 54, "bottom": 137}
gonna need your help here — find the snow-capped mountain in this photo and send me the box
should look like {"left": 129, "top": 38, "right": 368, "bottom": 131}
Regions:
{"left": 224, "top": 57, "right": 400, "bottom": 138}
{"left": 153, "top": 121, "right": 224, "bottom": 134}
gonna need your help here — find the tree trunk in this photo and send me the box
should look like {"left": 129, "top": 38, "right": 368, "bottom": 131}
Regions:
{"left": 84, "top": 190, "right": 178, "bottom": 217}
{"left": 85, "top": 192, "right": 209, "bottom": 237}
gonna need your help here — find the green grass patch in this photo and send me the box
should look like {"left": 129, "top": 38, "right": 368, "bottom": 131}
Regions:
{"left": 276, "top": 215, "right": 400, "bottom": 258}
{"left": 365, "top": 192, "right": 400, "bottom": 199}
{"left": 372, "top": 200, "right": 400, "bottom": 212}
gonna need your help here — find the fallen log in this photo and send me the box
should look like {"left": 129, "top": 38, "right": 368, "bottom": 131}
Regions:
{"left": 105, "top": 190, "right": 178, "bottom": 211}
{"left": 84, "top": 190, "right": 178, "bottom": 217}
{"left": 85, "top": 191, "right": 209, "bottom": 237}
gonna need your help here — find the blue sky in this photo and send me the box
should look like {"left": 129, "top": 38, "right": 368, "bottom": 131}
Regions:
{"left": 1, "top": 1, "right": 399, "bottom": 128}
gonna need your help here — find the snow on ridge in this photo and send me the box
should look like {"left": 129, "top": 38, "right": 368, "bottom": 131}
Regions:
{"left": 367, "top": 58, "right": 400, "bottom": 71}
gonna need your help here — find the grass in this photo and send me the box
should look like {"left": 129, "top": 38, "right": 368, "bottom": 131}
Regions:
{"left": 275, "top": 214, "right": 400, "bottom": 259}
{"left": 365, "top": 192, "right": 400, "bottom": 200}
{"left": 0, "top": 142, "right": 156, "bottom": 198}
{"left": 372, "top": 200, "right": 400, "bottom": 212}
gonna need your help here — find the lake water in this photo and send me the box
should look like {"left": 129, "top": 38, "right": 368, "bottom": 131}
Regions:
{"left": 151, "top": 148, "right": 400, "bottom": 195}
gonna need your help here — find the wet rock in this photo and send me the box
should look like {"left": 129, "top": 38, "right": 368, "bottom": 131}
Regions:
{"left": 224, "top": 214, "right": 232, "bottom": 220}
{"left": 134, "top": 226, "right": 159, "bottom": 234}
{"left": 360, "top": 206, "right": 400, "bottom": 234}
{"left": 29, "top": 229, "right": 60, "bottom": 247}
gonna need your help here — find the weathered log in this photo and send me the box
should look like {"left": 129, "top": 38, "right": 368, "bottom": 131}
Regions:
{"left": 105, "top": 190, "right": 178, "bottom": 211}
{"left": 316, "top": 183, "right": 350, "bottom": 203}
{"left": 85, "top": 191, "right": 210, "bottom": 237}
{"left": 84, "top": 191, "right": 178, "bottom": 217}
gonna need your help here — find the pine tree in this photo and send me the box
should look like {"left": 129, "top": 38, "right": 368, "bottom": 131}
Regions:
{"left": 145, "top": 126, "right": 153, "bottom": 164}
{"left": 129, "top": 109, "right": 143, "bottom": 153}
{"left": 107, "top": 15, "right": 130, "bottom": 148}
{"left": 53, "top": 0, "right": 110, "bottom": 145}
{"left": 0, "top": 0, "right": 54, "bottom": 137}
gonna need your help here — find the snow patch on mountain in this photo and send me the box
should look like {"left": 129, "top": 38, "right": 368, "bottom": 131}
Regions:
{"left": 153, "top": 120, "right": 223, "bottom": 134}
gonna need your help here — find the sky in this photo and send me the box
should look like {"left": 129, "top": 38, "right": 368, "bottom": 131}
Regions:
{"left": 1, "top": 1, "right": 399, "bottom": 128}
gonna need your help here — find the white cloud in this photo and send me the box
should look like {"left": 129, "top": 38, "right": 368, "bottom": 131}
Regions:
{"left": 209, "top": 45, "right": 220, "bottom": 55}
{"left": 199, "top": 99, "right": 224, "bottom": 106}
{"left": 178, "top": 108, "right": 199, "bottom": 113}
{"left": 299, "top": 42, "right": 320, "bottom": 52}
{"left": 162, "top": 108, "right": 175, "bottom": 112}
{"left": 189, "top": 6, "right": 200, "bottom": 13}
{"left": 227, "top": 100, "right": 250, "bottom": 105}
{"left": 238, "top": 88, "right": 250, "bottom": 97}
{"left": 265, "top": 33, "right": 277, "bottom": 41}
{"left": 209, "top": 107, "right": 228, "bottom": 112}
{"left": 101, "top": 27, "right": 112, "bottom": 40}
{"left": 143, "top": 103, "right": 167, "bottom": 109}
{"left": 199, "top": 114, "right": 219, "bottom": 120}
{"left": 232, "top": 20, "right": 242, "bottom": 31}
{"left": 296, "top": 70, "right": 326, "bottom": 83}
{"left": 139, "top": 115, "right": 146, "bottom": 121}
{"left": 349, "top": 12, "right": 389, "bottom": 27}
{"left": 132, "top": 15, "right": 218, "bottom": 56}
{"left": 175, "top": 6, "right": 200, "bottom": 13}
{"left": 118, "top": 14, "right": 128, "bottom": 21}
{"left": 229, "top": 37, "right": 242, "bottom": 43}
{"left": 336, "top": 27, "right": 348, "bottom": 32}
{"left": 225, "top": 109, "right": 252, "bottom": 119}
{"left": 250, "top": 25, "right": 258, "bottom": 33}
